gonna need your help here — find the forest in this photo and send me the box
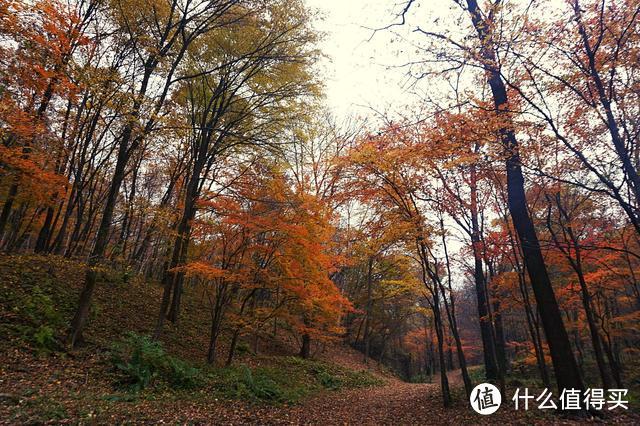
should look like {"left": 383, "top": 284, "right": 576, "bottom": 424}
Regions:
{"left": 1, "top": 0, "right": 639, "bottom": 423}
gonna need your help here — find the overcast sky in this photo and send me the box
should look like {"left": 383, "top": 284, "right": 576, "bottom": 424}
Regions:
{"left": 305, "top": 0, "right": 416, "bottom": 119}
{"left": 304, "top": 1, "right": 460, "bottom": 120}
{"left": 303, "top": 1, "right": 472, "bottom": 255}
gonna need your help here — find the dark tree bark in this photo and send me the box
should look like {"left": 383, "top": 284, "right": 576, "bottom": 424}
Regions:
{"left": 68, "top": 126, "right": 133, "bottom": 347}
{"left": 432, "top": 297, "right": 451, "bottom": 408}
{"left": 438, "top": 217, "right": 473, "bottom": 396}
{"left": 67, "top": 0, "right": 234, "bottom": 346}
{"left": 572, "top": 0, "right": 640, "bottom": 212}
{"left": 545, "top": 194, "right": 614, "bottom": 389}
{"left": 417, "top": 239, "right": 451, "bottom": 407}
{"left": 299, "top": 333, "right": 311, "bottom": 359}
{"left": 34, "top": 205, "right": 55, "bottom": 253}
{"left": 470, "top": 164, "right": 501, "bottom": 383}
{"left": 363, "top": 256, "right": 373, "bottom": 363}
{"left": 35, "top": 98, "right": 74, "bottom": 253}
{"left": 600, "top": 298, "right": 624, "bottom": 387}
{"left": 206, "top": 282, "right": 230, "bottom": 365}
{"left": 0, "top": 183, "right": 18, "bottom": 241}
{"left": 465, "top": 0, "right": 584, "bottom": 395}
{"left": 161, "top": 150, "right": 203, "bottom": 327}
{"left": 485, "top": 259, "right": 509, "bottom": 375}
{"left": 492, "top": 291, "right": 508, "bottom": 374}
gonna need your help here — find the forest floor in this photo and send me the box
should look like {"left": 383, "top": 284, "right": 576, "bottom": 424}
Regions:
{"left": 218, "top": 379, "right": 640, "bottom": 425}
{"left": 4, "top": 353, "right": 638, "bottom": 426}
{"left": 1, "top": 254, "right": 639, "bottom": 424}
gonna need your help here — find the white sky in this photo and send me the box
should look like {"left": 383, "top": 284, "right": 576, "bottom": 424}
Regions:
{"left": 304, "top": 0, "right": 471, "bottom": 271}
{"left": 305, "top": 0, "right": 413, "bottom": 119}
{"left": 303, "top": 0, "right": 579, "bottom": 282}
{"left": 305, "top": 0, "right": 455, "bottom": 120}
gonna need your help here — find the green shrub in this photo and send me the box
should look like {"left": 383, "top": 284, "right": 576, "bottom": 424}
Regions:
{"left": 110, "top": 332, "right": 201, "bottom": 392}
{"left": 111, "top": 333, "right": 165, "bottom": 392}
{"left": 467, "top": 365, "right": 486, "bottom": 383}
{"left": 18, "top": 286, "right": 64, "bottom": 353}
{"left": 408, "top": 373, "right": 431, "bottom": 383}
{"left": 316, "top": 369, "right": 342, "bottom": 390}
{"left": 32, "top": 325, "right": 57, "bottom": 354}
{"left": 23, "top": 286, "right": 60, "bottom": 324}
{"left": 236, "top": 341, "right": 252, "bottom": 355}
{"left": 300, "top": 358, "right": 384, "bottom": 390}
{"left": 241, "top": 366, "right": 284, "bottom": 401}
{"left": 307, "top": 362, "right": 342, "bottom": 389}
{"left": 341, "top": 369, "right": 384, "bottom": 388}
{"left": 213, "top": 364, "right": 307, "bottom": 404}
{"left": 166, "top": 356, "right": 201, "bottom": 389}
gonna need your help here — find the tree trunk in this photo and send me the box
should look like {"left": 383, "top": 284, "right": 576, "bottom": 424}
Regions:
{"left": 299, "top": 333, "right": 311, "bottom": 359}
{"left": 471, "top": 215, "right": 500, "bottom": 382}
{"left": 573, "top": 1, "right": 640, "bottom": 214}
{"left": 432, "top": 300, "right": 451, "bottom": 407}
{"left": 363, "top": 256, "right": 373, "bottom": 363}
{"left": 34, "top": 205, "right": 55, "bottom": 253}
{"left": 0, "top": 183, "right": 18, "bottom": 240}
{"left": 227, "top": 329, "right": 240, "bottom": 366}
{"left": 164, "top": 139, "right": 209, "bottom": 325}
{"left": 68, "top": 131, "right": 131, "bottom": 347}
{"left": 547, "top": 196, "right": 614, "bottom": 389}
{"left": 492, "top": 298, "right": 508, "bottom": 374}
{"left": 465, "top": 0, "right": 585, "bottom": 395}
{"left": 470, "top": 164, "right": 501, "bottom": 383}
{"left": 600, "top": 299, "right": 624, "bottom": 387}
{"left": 485, "top": 260, "right": 509, "bottom": 374}
{"left": 575, "top": 265, "right": 613, "bottom": 389}
{"left": 439, "top": 219, "right": 473, "bottom": 396}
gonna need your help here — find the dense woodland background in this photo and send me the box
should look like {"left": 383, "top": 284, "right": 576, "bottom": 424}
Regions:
{"left": 1, "top": 0, "right": 640, "bottom": 422}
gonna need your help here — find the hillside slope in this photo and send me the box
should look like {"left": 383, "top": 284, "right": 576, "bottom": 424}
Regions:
{"left": 3, "top": 255, "right": 639, "bottom": 424}
{"left": 0, "top": 255, "right": 390, "bottom": 423}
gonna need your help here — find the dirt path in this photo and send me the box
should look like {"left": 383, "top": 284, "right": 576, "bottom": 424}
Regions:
{"left": 98, "top": 381, "right": 455, "bottom": 424}
{"left": 111, "top": 381, "right": 635, "bottom": 425}
{"left": 2, "top": 350, "right": 637, "bottom": 425}
{"left": 4, "top": 374, "right": 640, "bottom": 424}
{"left": 251, "top": 382, "right": 439, "bottom": 424}
{"left": 116, "top": 382, "right": 448, "bottom": 424}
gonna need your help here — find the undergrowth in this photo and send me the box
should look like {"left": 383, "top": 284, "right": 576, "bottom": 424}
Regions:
{"left": 110, "top": 332, "right": 202, "bottom": 392}
{"left": 0, "top": 255, "right": 75, "bottom": 354}
{"left": 1, "top": 254, "right": 387, "bottom": 414}
{"left": 211, "top": 356, "right": 384, "bottom": 404}
{"left": 108, "top": 333, "right": 384, "bottom": 405}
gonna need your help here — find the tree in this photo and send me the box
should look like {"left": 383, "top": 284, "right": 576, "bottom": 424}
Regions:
{"left": 423, "top": 109, "right": 505, "bottom": 386}
{"left": 178, "top": 165, "right": 350, "bottom": 364}
{"left": 0, "top": 0, "right": 92, "bottom": 244}
{"left": 68, "top": 0, "right": 239, "bottom": 347}
{"left": 155, "top": 0, "right": 321, "bottom": 332}
{"left": 344, "top": 124, "right": 465, "bottom": 406}
{"left": 504, "top": 0, "right": 640, "bottom": 235}
{"left": 460, "top": 0, "right": 584, "bottom": 396}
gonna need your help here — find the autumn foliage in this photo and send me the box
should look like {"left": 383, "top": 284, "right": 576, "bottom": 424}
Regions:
{"left": 1, "top": 0, "right": 640, "bottom": 420}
